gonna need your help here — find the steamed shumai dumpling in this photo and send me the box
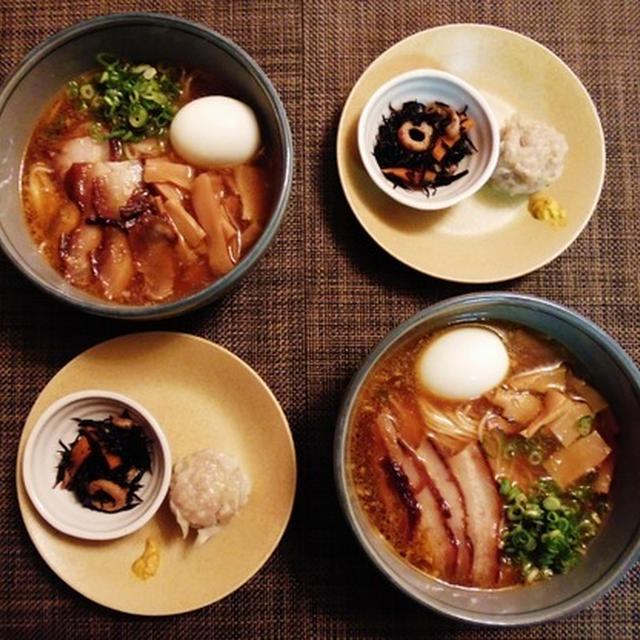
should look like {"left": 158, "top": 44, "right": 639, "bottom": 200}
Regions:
{"left": 169, "top": 449, "right": 250, "bottom": 544}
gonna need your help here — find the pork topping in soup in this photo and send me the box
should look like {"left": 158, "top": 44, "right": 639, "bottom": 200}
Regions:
{"left": 349, "top": 323, "right": 617, "bottom": 588}
{"left": 21, "top": 55, "right": 273, "bottom": 305}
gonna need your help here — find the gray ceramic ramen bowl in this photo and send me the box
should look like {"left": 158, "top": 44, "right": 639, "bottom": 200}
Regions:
{"left": 334, "top": 292, "right": 640, "bottom": 626}
{"left": 0, "top": 13, "right": 293, "bottom": 319}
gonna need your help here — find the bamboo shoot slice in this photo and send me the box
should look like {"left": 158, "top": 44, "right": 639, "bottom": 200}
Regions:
{"left": 543, "top": 431, "right": 611, "bottom": 489}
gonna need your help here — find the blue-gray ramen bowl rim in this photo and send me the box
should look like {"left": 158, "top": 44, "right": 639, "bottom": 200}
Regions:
{"left": 0, "top": 13, "right": 293, "bottom": 320}
{"left": 334, "top": 292, "right": 640, "bottom": 626}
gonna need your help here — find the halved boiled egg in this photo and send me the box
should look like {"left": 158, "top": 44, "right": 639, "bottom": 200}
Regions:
{"left": 416, "top": 326, "right": 509, "bottom": 400}
{"left": 170, "top": 96, "right": 261, "bottom": 169}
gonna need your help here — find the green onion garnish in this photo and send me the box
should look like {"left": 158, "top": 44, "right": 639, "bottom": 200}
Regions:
{"left": 499, "top": 477, "right": 603, "bottom": 583}
{"left": 528, "top": 449, "right": 543, "bottom": 466}
{"left": 68, "top": 53, "right": 182, "bottom": 142}
{"left": 577, "top": 415, "right": 594, "bottom": 436}
{"left": 506, "top": 505, "right": 524, "bottom": 521}
{"left": 542, "top": 495, "right": 561, "bottom": 511}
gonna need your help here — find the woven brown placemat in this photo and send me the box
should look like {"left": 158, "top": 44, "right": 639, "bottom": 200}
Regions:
{"left": 1, "top": 1, "right": 639, "bottom": 638}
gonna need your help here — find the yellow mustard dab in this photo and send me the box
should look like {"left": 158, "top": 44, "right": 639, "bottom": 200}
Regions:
{"left": 132, "top": 537, "right": 160, "bottom": 580}
{"left": 528, "top": 194, "right": 567, "bottom": 227}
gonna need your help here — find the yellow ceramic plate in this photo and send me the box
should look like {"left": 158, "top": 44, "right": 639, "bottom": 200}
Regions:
{"left": 337, "top": 24, "right": 605, "bottom": 283}
{"left": 16, "top": 332, "right": 296, "bottom": 615}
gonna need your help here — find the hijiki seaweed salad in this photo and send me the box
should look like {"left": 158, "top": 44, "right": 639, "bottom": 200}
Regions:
{"left": 373, "top": 100, "right": 476, "bottom": 194}
{"left": 55, "top": 411, "right": 152, "bottom": 513}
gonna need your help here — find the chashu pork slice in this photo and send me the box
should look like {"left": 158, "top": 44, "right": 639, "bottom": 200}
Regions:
{"left": 414, "top": 437, "right": 474, "bottom": 584}
{"left": 376, "top": 412, "right": 458, "bottom": 582}
{"left": 448, "top": 442, "right": 502, "bottom": 588}
{"left": 60, "top": 223, "right": 103, "bottom": 286}
{"left": 128, "top": 214, "right": 177, "bottom": 301}
{"left": 65, "top": 160, "right": 144, "bottom": 222}
{"left": 54, "top": 136, "right": 109, "bottom": 179}
{"left": 387, "top": 392, "right": 473, "bottom": 584}
{"left": 94, "top": 227, "right": 134, "bottom": 300}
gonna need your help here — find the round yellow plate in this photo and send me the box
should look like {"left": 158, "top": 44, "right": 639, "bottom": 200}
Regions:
{"left": 16, "top": 332, "right": 296, "bottom": 615}
{"left": 336, "top": 24, "right": 605, "bottom": 283}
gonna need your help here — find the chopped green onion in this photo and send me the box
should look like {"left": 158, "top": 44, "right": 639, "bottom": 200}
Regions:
{"left": 514, "top": 492, "right": 527, "bottom": 506}
{"left": 570, "top": 484, "right": 593, "bottom": 501}
{"left": 513, "top": 529, "right": 535, "bottom": 549}
{"left": 577, "top": 415, "right": 594, "bottom": 436}
{"left": 128, "top": 105, "right": 148, "bottom": 128}
{"left": 525, "top": 567, "right": 540, "bottom": 583}
{"left": 524, "top": 503, "right": 543, "bottom": 520}
{"left": 79, "top": 84, "right": 96, "bottom": 100}
{"left": 528, "top": 449, "right": 543, "bottom": 466}
{"left": 499, "top": 476, "right": 607, "bottom": 584}
{"left": 507, "top": 505, "right": 524, "bottom": 521}
{"left": 67, "top": 81, "right": 79, "bottom": 99}
{"left": 578, "top": 520, "right": 597, "bottom": 538}
{"left": 499, "top": 477, "right": 512, "bottom": 496}
{"left": 72, "top": 53, "right": 181, "bottom": 142}
{"left": 155, "top": 112, "right": 172, "bottom": 127}
{"left": 543, "top": 495, "right": 562, "bottom": 511}
{"left": 88, "top": 122, "right": 106, "bottom": 140}
{"left": 96, "top": 52, "right": 118, "bottom": 67}
{"left": 566, "top": 532, "right": 579, "bottom": 546}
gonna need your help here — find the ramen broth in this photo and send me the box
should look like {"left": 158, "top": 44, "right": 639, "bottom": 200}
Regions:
{"left": 349, "top": 323, "right": 617, "bottom": 588}
{"left": 21, "top": 64, "right": 273, "bottom": 305}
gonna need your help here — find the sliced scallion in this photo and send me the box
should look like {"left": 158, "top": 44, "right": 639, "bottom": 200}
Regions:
{"left": 577, "top": 415, "right": 594, "bottom": 436}
{"left": 70, "top": 53, "right": 181, "bottom": 143}
{"left": 500, "top": 477, "right": 606, "bottom": 583}
{"left": 128, "top": 105, "right": 148, "bottom": 128}
{"left": 542, "top": 495, "right": 562, "bottom": 511}
{"left": 528, "top": 449, "right": 543, "bottom": 466}
{"left": 507, "top": 505, "right": 524, "bottom": 521}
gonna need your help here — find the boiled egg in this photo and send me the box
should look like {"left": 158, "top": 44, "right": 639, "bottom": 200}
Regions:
{"left": 170, "top": 96, "right": 261, "bottom": 169}
{"left": 416, "top": 327, "right": 509, "bottom": 400}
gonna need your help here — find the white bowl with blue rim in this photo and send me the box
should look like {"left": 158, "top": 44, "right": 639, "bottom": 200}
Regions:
{"left": 22, "top": 389, "right": 171, "bottom": 540}
{"left": 357, "top": 69, "right": 499, "bottom": 210}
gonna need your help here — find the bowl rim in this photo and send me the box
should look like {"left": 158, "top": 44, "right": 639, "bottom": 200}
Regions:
{"left": 334, "top": 292, "right": 640, "bottom": 625}
{"left": 356, "top": 68, "right": 499, "bottom": 210}
{"left": 0, "top": 12, "right": 294, "bottom": 320}
{"left": 22, "top": 388, "right": 172, "bottom": 540}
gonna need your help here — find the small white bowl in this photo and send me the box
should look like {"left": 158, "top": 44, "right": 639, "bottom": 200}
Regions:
{"left": 22, "top": 390, "right": 171, "bottom": 540}
{"left": 357, "top": 69, "right": 499, "bottom": 210}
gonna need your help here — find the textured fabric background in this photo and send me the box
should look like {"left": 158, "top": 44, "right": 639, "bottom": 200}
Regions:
{"left": 1, "top": 1, "right": 639, "bottom": 638}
